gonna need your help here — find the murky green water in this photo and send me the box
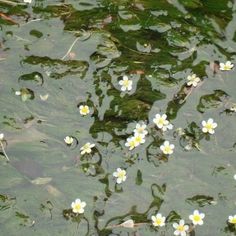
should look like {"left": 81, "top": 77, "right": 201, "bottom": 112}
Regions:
{"left": 0, "top": 0, "right": 236, "bottom": 235}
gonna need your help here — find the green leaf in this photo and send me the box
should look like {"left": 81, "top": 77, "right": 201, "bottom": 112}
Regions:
{"left": 186, "top": 195, "right": 215, "bottom": 207}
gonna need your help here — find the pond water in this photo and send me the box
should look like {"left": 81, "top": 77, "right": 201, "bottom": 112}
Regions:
{"left": 0, "top": 0, "right": 236, "bottom": 235}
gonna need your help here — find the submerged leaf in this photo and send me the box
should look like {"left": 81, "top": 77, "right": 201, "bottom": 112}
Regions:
{"left": 186, "top": 195, "right": 215, "bottom": 207}
{"left": 197, "top": 90, "right": 228, "bottom": 113}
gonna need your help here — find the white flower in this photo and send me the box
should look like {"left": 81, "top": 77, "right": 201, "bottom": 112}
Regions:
{"left": 134, "top": 123, "right": 148, "bottom": 136}
{"left": 153, "top": 114, "right": 173, "bottom": 131}
{"left": 79, "top": 105, "right": 90, "bottom": 116}
{"left": 80, "top": 142, "right": 95, "bottom": 155}
{"left": 134, "top": 133, "right": 145, "bottom": 145}
{"left": 0, "top": 133, "right": 4, "bottom": 141}
{"left": 230, "top": 105, "right": 236, "bottom": 112}
{"left": 24, "top": 0, "right": 32, "bottom": 3}
{"left": 119, "top": 75, "right": 132, "bottom": 91}
{"left": 173, "top": 220, "right": 189, "bottom": 236}
{"left": 160, "top": 141, "right": 175, "bottom": 155}
{"left": 125, "top": 137, "right": 138, "bottom": 150}
{"left": 189, "top": 210, "right": 205, "bottom": 225}
{"left": 234, "top": 174, "right": 236, "bottom": 180}
{"left": 40, "top": 94, "right": 49, "bottom": 101}
{"left": 15, "top": 91, "right": 21, "bottom": 96}
{"left": 219, "top": 61, "right": 234, "bottom": 71}
{"left": 187, "top": 74, "right": 200, "bottom": 87}
{"left": 162, "top": 123, "right": 173, "bottom": 132}
{"left": 151, "top": 213, "right": 166, "bottom": 227}
{"left": 228, "top": 215, "right": 236, "bottom": 224}
{"left": 201, "top": 118, "right": 217, "bottom": 134}
{"left": 64, "top": 136, "right": 73, "bottom": 145}
{"left": 71, "top": 198, "right": 86, "bottom": 214}
{"left": 113, "top": 168, "right": 127, "bottom": 184}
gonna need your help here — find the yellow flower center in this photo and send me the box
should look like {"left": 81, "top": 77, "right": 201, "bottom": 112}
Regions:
{"left": 164, "top": 146, "right": 171, "bottom": 153}
{"left": 129, "top": 140, "right": 136, "bottom": 149}
{"left": 158, "top": 118, "right": 165, "bottom": 125}
{"left": 205, "top": 123, "right": 213, "bottom": 130}
{"left": 84, "top": 144, "right": 90, "bottom": 149}
{"left": 177, "top": 225, "right": 185, "bottom": 232}
{"left": 155, "top": 218, "right": 162, "bottom": 225}
{"left": 117, "top": 171, "right": 125, "bottom": 178}
{"left": 193, "top": 215, "right": 201, "bottom": 222}
{"left": 123, "top": 79, "right": 130, "bottom": 87}
{"left": 81, "top": 107, "right": 89, "bottom": 114}
{"left": 74, "top": 204, "right": 81, "bottom": 211}
{"left": 230, "top": 218, "right": 236, "bottom": 224}
{"left": 224, "top": 65, "right": 231, "bottom": 70}
{"left": 135, "top": 136, "right": 142, "bottom": 142}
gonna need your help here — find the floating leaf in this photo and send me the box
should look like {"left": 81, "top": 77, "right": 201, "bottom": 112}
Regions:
{"left": 18, "top": 72, "right": 44, "bottom": 85}
{"left": 166, "top": 211, "right": 181, "bottom": 223}
{"left": 30, "top": 29, "right": 43, "bottom": 38}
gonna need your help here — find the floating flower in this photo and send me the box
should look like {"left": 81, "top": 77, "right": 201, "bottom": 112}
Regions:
{"left": 71, "top": 198, "right": 86, "bottom": 214}
{"left": 230, "top": 105, "right": 236, "bottom": 112}
{"left": 160, "top": 141, "right": 175, "bottom": 155}
{"left": 234, "top": 174, "right": 236, "bottom": 180}
{"left": 134, "top": 123, "right": 148, "bottom": 136}
{"left": 189, "top": 210, "right": 205, "bottom": 225}
{"left": 79, "top": 105, "right": 90, "bottom": 116}
{"left": 0, "top": 133, "right": 4, "bottom": 141}
{"left": 228, "top": 215, "right": 236, "bottom": 224}
{"left": 119, "top": 75, "right": 132, "bottom": 91}
{"left": 173, "top": 220, "right": 189, "bottom": 236}
{"left": 15, "top": 91, "right": 21, "bottom": 96}
{"left": 64, "top": 136, "right": 73, "bottom": 145}
{"left": 80, "top": 142, "right": 95, "bottom": 155}
{"left": 187, "top": 74, "right": 200, "bottom": 87}
{"left": 134, "top": 133, "right": 145, "bottom": 145}
{"left": 162, "top": 123, "right": 173, "bottom": 132}
{"left": 125, "top": 137, "right": 138, "bottom": 150}
{"left": 219, "top": 61, "right": 234, "bottom": 71}
{"left": 201, "top": 118, "right": 217, "bottom": 134}
{"left": 153, "top": 114, "right": 173, "bottom": 131}
{"left": 24, "top": 0, "right": 32, "bottom": 3}
{"left": 113, "top": 168, "right": 127, "bottom": 184}
{"left": 40, "top": 94, "right": 49, "bottom": 101}
{"left": 151, "top": 213, "right": 166, "bottom": 227}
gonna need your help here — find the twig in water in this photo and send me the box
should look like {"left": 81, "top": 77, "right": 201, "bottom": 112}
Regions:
{"left": 0, "top": 0, "right": 25, "bottom": 6}
{"left": 61, "top": 37, "right": 80, "bottom": 60}
{"left": 0, "top": 12, "right": 18, "bottom": 25}
{"left": 0, "top": 141, "right": 9, "bottom": 162}
{"left": 21, "top": 18, "right": 42, "bottom": 26}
